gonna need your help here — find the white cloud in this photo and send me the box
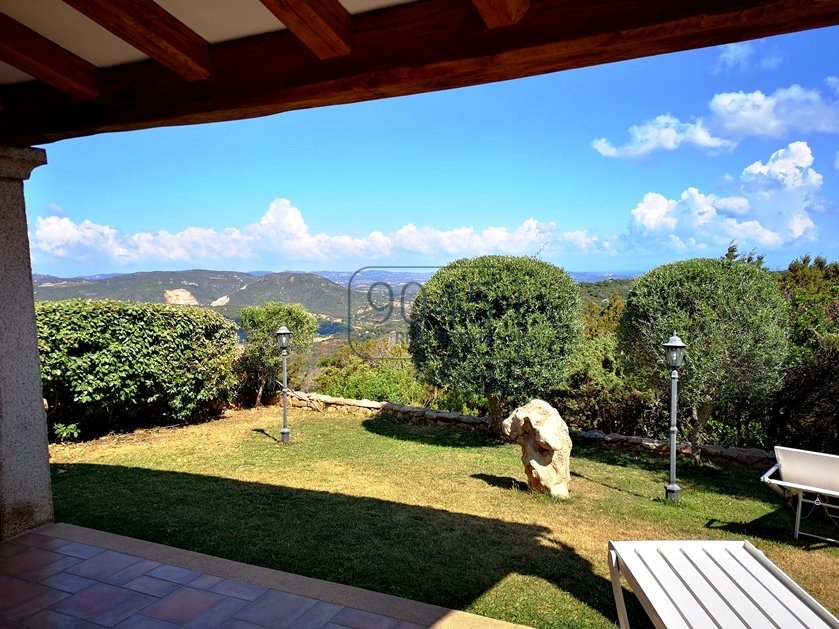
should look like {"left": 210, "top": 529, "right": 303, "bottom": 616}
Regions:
{"left": 741, "top": 141, "right": 822, "bottom": 190}
{"left": 594, "top": 80, "right": 839, "bottom": 158}
{"left": 788, "top": 214, "right": 815, "bottom": 239}
{"left": 834, "top": 150, "right": 839, "bottom": 172}
{"left": 33, "top": 198, "right": 580, "bottom": 267}
{"left": 714, "top": 196, "right": 750, "bottom": 216}
{"left": 714, "top": 41, "right": 781, "bottom": 74}
{"left": 623, "top": 142, "right": 822, "bottom": 252}
{"left": 557, "top": 230, "right": 598, "bottom": 251}
{"left": 715, "top": 43, "right": 754, "bottom": 73}
{"left": 631, "top": 193, "right": 677, "bottom": 231}
{"left": 592, "top": 114, "right": 734, "bottom": 158}
{"left": 709, "top": 85, "right": 839, "bottom": 137}
{"left": 721, "top": 218, "right": 782, "bottom": 246}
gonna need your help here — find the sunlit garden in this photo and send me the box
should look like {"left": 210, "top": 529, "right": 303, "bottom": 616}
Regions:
{"left": 50, "top": 407, "right": 839, "bottom": 628}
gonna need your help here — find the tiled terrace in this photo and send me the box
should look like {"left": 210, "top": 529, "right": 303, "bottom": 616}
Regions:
{"left": 0, "top": 523, "right": 523, "bottom": 629}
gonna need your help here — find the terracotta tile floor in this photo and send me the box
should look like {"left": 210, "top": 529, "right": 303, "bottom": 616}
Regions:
{"left": 0, "top": 531, "right": 436, "bottom": 628}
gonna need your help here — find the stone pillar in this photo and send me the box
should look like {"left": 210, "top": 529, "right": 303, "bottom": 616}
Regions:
{"left": 0, "top": 146, "right": 52, "bottom": 540}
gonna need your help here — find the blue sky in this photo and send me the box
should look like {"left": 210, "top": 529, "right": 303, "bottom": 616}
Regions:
{"left": 25, "top": 26, "right": 839, "bottom": 277}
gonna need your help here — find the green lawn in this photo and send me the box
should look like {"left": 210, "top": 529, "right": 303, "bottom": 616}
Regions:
{"left": 50, "top": 408, "right": 839, "bottom": 628}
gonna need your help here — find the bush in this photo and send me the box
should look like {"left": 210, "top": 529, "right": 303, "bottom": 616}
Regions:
{"left": 314, "top": 339, "right": 425, "bottom": 405}
{"left": 37, "top": 300, "right": 238, "bottom": 438}
{"left": 617, "top": 257, "right": 788, "bottom": 456}
{"left": 235, "top": 302, "right": 317, "bottom": 406}
{"left": 408, "top": 255, "right": 581, "bottom": 428}
{"left": 551, "top": 332, "right": 664, "bottom": 435}
{"left": 769, "top": 255, "right": 839, "bottom": 453}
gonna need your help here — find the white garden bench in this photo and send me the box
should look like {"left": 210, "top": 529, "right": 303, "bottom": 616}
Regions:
{"left": 761, "top": 446, "right": 839, "bottom": 544}
{"left": 608, "top": 540, "right": 839, "bottom": 628}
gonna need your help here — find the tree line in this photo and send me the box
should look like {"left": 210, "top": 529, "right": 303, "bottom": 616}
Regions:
{"left": 37, "top": 248, "right": 838, "bottom": 454}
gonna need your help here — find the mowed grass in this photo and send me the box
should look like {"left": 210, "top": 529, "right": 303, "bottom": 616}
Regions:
{"left": 50, "top": 408, "right": 839, "bottom": 628}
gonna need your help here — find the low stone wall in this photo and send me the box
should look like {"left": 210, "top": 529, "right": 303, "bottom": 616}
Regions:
{"left": 286, "top": 391, "right": 491, "bottom": 431}
{"left": 572, "top": 429, "right": 775, "bottom": 469}
{"left": 285, "top": 391, "right": 774, "bottom": 468}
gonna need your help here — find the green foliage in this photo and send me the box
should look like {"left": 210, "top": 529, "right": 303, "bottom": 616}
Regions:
{"left": 53, "top": 422, "right": 81, "bottom": 442}
{"left": 617, "top": 257, "right": 789, "bottom": 452}
{"left": 236, "top": 302, "right": 317, "bottom": 405}
{"left": 37, "top": 300, "right": 238, "bottom": 436}
{"left": 582, "top": 293, "right": 625, "bottom": 339}
{"left": 408, "top": 255, "right": 581, "bottom": 424}
{"left": 578, "top": 278, "right": 633, "bottom": 304}
{"left": 429, "top": 388, "right": 489, "bottom": 417}
{"left": 778, "top": 255, "right": 839, "bottom": 358}
{"left": 552, "top": 332, "right": 663, "bottom": 435}
{"left": 314, "top": 339, "right": 426, "bottom": 405}
{"left": 770, "top": 255, "right": 839, "bottom": 452}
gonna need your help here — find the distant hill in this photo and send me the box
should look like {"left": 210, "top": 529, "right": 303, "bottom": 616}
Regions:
{"left": 33, "top": 270, "right": 359, "bottom": 324}
{"left": 213, "top": 272, "right": 353, "bottom": 320}
{"left": 34, "top": 270, "right": 255, "bottom": 305}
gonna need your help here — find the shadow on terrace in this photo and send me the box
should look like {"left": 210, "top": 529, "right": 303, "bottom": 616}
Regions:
{"left": 50, "top": 463, "right": 642, "bottom": 625}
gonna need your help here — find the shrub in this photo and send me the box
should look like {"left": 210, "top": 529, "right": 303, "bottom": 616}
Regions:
{"left": 314, "top": 339, "right": 425, "bottom": 405}
{"left": 408, "top": 255, "right": 581, "bottom": 429}
{"left": 551, "top": 332, "right": 664, "bottom": 435}
{"left": 236, "top": 302, "right": 317, "bottom": 406}
{"left": 769, "top": 255, "right": 839, "bottom": 453}
{"left": 617, "top": 257, "right": 788, "bottom": 457}
{"left": 37, "top": 300, "right": 238, "bottom": 437}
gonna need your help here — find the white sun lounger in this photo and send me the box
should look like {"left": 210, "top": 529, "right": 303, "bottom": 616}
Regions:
{"left": 761, "top": 446, "right": 839, "bottom": 544}
{"left": 608, "top": 540, "right": 839, "bottom": 629}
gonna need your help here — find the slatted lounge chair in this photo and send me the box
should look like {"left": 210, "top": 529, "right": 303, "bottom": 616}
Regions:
{"left": 608, "top": 540, "right": 839, "bottom": 628}
{"left": 761, "top": 446, "right": 839, "bottom": 544}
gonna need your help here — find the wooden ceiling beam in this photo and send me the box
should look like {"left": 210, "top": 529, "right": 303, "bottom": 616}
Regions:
{"left": 3, "top": 0, "right": 839, "bottom": 145}
{"left": 259, "top": 0, "right": 352, "bottom": 59}
{"left": 0, "top": 12, "right": 97, "bottom": 100}
{"left": 471, "top": 0, "right": 530, "bottom": 28}
{"left": 61, "top": 0, "right": 211, "bottom": 81}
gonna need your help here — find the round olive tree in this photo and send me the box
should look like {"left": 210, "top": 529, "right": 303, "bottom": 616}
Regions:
{"left": 408, "top": 255, "right": 581, "bottom": 430}
{"left": 617, "top": 258, "right": 788, "bottom": 457}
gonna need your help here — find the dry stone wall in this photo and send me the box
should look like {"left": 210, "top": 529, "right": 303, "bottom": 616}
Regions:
{"left": 573, "top": 430, "right": 775, "bottom": 469}
{"left": 285, "top": 391, "right": 774, "bottom": 468}
{"left": 287, "top": 390, "right": 491, "bottom": 430}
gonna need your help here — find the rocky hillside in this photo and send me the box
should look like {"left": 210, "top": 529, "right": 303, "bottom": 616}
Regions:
{"left": 33, "top": 270, "right": 356, "bottom": 322}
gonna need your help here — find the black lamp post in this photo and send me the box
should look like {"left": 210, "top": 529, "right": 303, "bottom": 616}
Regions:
{"left": 663, "top": 332, "right": 686, "bottom": 502}
{"left": 276, "top": 325, "right": 292, "bottom": 445}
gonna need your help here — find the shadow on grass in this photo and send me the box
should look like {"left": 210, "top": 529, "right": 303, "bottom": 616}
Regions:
{"left": 706, "top": 504, "right": 839, "bottom": 549}
{"left": 572, "top": 443, "right": 773, "bottom": 502}
{"left": 570, "top": 470, "right": 649, "bottom": 499}
{"left": 471, "top": 473, "right": 528, "bottom": 492}
{"left": 362, "top": 413, "right": 504, "bottom": 449}
{"left": 51, "top": 463, "right": 643, "bottom": 626}
{"left": 251, "top": 428, "right": 281, "bottom": 444}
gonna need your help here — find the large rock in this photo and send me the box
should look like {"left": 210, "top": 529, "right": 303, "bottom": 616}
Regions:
{"left": 500, "top": 399, "right": 572, "bottom": 498}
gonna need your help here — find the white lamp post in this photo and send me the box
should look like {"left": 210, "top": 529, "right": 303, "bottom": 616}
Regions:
{"left": 276, "top": 325, "right": 292, "bottom": 445}
{"left": 663, "top": 333, "right": 686, "bottom": 502}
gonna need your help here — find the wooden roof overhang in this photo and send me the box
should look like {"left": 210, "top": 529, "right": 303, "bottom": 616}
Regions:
{"left": 2, "top": 0, "right": 839, "bottom": 147}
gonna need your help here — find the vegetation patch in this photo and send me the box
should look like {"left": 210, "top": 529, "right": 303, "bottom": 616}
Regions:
{"left": 38, "top": 300, "right": 237, "bottom": 439}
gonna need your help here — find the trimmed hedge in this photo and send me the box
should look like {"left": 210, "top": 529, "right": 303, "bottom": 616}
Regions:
{"left": 37, "top": 300, "right": 238, "bottom": 436}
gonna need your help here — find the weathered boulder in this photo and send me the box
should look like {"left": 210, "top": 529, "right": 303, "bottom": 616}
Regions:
{"left": 500, "top": 399, "right": 572, "bottom": 498}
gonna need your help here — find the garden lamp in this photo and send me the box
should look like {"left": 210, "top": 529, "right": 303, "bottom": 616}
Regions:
{"left": 276, "top": 326, "right": 293, "bottom": 444}
{"left": 663, "top": 332, "right": 686, "bottom": 502}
